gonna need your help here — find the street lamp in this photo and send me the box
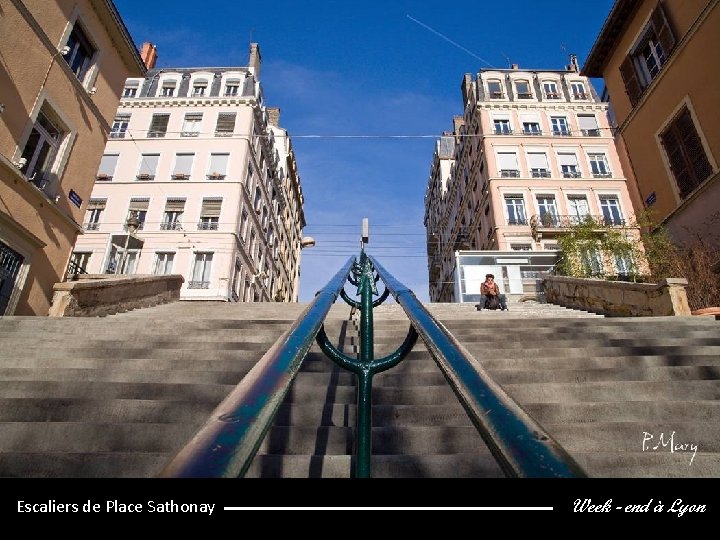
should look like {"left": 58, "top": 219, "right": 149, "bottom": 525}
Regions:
{"left": 119, "top": 211, "right": 140, "bottom": 274}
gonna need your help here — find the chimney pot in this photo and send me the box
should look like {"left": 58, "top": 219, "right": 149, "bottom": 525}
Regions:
{"left": 140, "top": 42, "right": 158, "bottom": 70}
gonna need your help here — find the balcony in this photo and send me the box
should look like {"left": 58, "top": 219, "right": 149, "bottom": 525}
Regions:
{"left": 500, "top": 169, "right": 520, "bottom": 178}
{"left": 160, "top": 222, "right": 183, "bottom": 231}
{"left": 530, "top": 214, "right": 626, "bottom": 241}
{"left": 84, "top": 222, "right": 100, "bottom": 231}
{"left": 206, "top": 173, "right": 226, "bottom": 180}
{"left": 593, "top": 172, "right": 613, "bottom": 178}
{"left": 214, "top": 131, "right": 233, "bottom": 137}
{"left": 552, "top": 129, "right": 572, "bottom": 137}
{"left": 507, "top": 218, "right": 528, "bottom": 225}
{"left": 517, "top": 93, "right": 533, "bottom": 99}
{"left": 544, "top": 93, "right": 560, "bottom": 100}
{"left": 147, "top": 131, "right": 166, "bottom": 138}
{"left": 562, "top": 171, "right": 582, "bottom": 178}
{"left": 188, "top": 281, "right": 210, "bottom": 289}
{"left": 171, "top": 173, "right": 190, "bottom": 180}
{"left": 573, "top": 93, "right": 588, "bottom": 100}
{"left": 197, "top": 221, "right": 219, "bottom": 231}
{"left": 531, "top": 169, "right": 551, "bottom": 178}
{"left": 489, "top": 91, "right": 504, "bottom": 99}
{"left": 493, "top": 128, "right": 513, "bottom": 135}
{"left": 136, "top": 173, "right": 154, "bottom": 181}
{"left": 96, "top": 174, "right": 112, "bottom": 181}
{"left": 181, "top": 131, "right": 200, "bottom": 137}
{"left": 109, "top": 132, "right": 126, "bottom": 139}
{"left": 522, "top": 129, "right": 543, "bottom": 136}
{"left": 581, "top": 129, "right": 601, "bottom": 137}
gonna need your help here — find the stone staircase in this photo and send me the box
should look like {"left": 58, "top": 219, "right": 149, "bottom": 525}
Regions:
{"left": 0, "top": 298, "right": 718, "bottom": 478}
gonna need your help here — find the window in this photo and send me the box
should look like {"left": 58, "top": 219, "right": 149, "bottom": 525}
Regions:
{"left": 181, "top": 113, "right": 202, "bottom": 137}
{"left": 84, "top": 199, "right": 105, "bottom": 230}
{"left": 126, "top": 198, "right": 149, "bottom": 231}
{"left": 19, "top": 108, "right": 65, "bottom": 189}
{"left": 497, "top": 152, "right": 519, "bottom": 177}
{"left": 487, "top": 79, "right": 503, "bottom": 99}
{"left": 615, "top": 252, "right": 635, "bottom": 277}
{"left": 543, "top": 81, "right": 560, "bottom": 99}
{"left": 62, "top": 23, "right": 95, "bottom": 83}
{"left": 240, "top": 210, "right": 249, "bottom": 242}
{"left": 215, "top": 112, "right": 236, "bottom": 136}
{"left": 148, "top": 114, "right": 170, "bottom": 138}
{"left": 160, "top": 80, "right": 177, "bottom": 97}
{"left": 254, "top": 186, "right": 262, "bottom": 210}
{"left": 172, "top": 153, "right": 194, "bottom": 179}
{"left": 137, "top": 154, "right": 159, "bottom": 180}
{"left": 110, "top": 114, "right": 130, "bottom": 138}
{"left": 96, "top": 154, "right": 118, "bottom": 180}
{"left": 198, "top": 198, "right": 222, "bottom": 230}
{"left": 190, "top": 252, "right": 213, "bottom": 288}
{"left": 515, "top": 80, "right": 532, "bottom": 99}
{"left": 659, "top": 106, "right": 713, "bottom": 198}
{"left": 207, "top": 153, "right": 229, "bottom": 179}
{"left": 522, "top": 122, "right": 541, "bottom": 135}
{"left": 571, "top": 82, "right": 587, "bottom": 100}
{"left": 505, "top": 195, "right": 527, "bottom": 225}
{"left": 153, "top": 252, "right": 175, "bottom": 275}
{"left": 192, "top": 79, "right": 208, "bottom": 97}
{"left": 567, "top": 196, "right": 590, "bottom": 224}
{"left": 551, "top": 116, "right": 571, "bottom": 136}
{"left": 123, "top": 82, "right": 138, "bottom": 98}
{"left": 224, "top": 79, "right": 241, "bottom": 96}
{"left": 599, "top": 196, "right": 624, "bottom": 225}
{"left": 589, "top": 153, "right": 611, "bottom": 177}
{"left": 68, "top": 252, "right": 91, "bottom": 276}
{"left": 527, "top": 152, "right": 550, "bottom": 178}
{"left": 558, "top": 153, "right": 581, "bottom": 178}
{"left": 581, "top": 248, "right": 603, "bottom": 276}
{"left": 536, "top": 195, "right": 558, "bottom": 226}
{"left": 578, "top": 114, "right": 600, "bottom": 136}
{"left": 620, "top": 4, "right": 676, "bottom": 105}
{"left": 161, "top": 199, "right": 185, "bottom": 230}
{"left": 493, "top": 118, "right": 512, "bottom": 135}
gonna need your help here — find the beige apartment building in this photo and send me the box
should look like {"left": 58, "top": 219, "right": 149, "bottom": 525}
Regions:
{"left": 0, "top": 0, "right": 145, "bottom": 315}
{"left": 71, "top": 43, "right": 307, "bottom": 302}
{"left": 582, "top": 0, "right": 720, "bottom": 250}
{"left": 424, "top": 61, "right": 639, "bottom": 302}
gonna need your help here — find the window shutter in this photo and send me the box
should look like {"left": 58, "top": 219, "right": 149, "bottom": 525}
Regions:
{"left": 200, "top": 198, "right": 222, "bottom": 217}
{"left": 619, "top": 56, "right": 642, "bottom": 106}
{"left": 578, "top": 115, "right": 598, "bottom": 130}
{"left": 149, "top": 114, "right": 169, "bottom": 135}
{"left": 675, "top": 108, "right": 713, "bottom": 186}
{"left": 215, "top": 112, "right": 236, "bottom": 134}
{"left": 651, "top": 3, "right": 676, "bottom": 60}
{"left": 129, "top": 198, "right": 149, "bottom": 212}
{"left": 87, "top": 199, "right": 106, "bottom": 210}
{"left": 497, "top": 152, "right": 518, "bottom": 170}
{"left": 527, "top": 153, "right": 548, "bottom": 169}
{"left": 165, "top": 198, "right": 186, "bottom": 212}
{"left": 557, "top": 153, "right": 578, "bottom": 166}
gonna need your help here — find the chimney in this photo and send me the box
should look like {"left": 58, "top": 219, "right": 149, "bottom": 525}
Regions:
{"left": 460, "top": 73, "right": 473, "bottom": 105}
{"left": 510, "top": 63, "right": 519, "bottom": 70}
{"left": 249, "top": 43, "right": 261, "bottom": 77}
{"left": 140, "top": 42, "right": 158, "bottom": 70}
{"left": 452, "top": 115, "right": 465, "bottom": 135}
{"left": 267, "top": 107, "right": 280, "bottom": 127}
{"left": 568, "top": 54, "right": 579, "bottom": 73}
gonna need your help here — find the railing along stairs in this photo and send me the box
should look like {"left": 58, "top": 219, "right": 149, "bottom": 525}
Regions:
{"left": 159, "top": 249, "right": 587, "bottom": 478}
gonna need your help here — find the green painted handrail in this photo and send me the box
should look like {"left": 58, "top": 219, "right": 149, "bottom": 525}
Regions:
{"left": 158, "top": 256, "right": 356, "bottom": 478}
{"left": 368, "top": 255, "right": 588, "bottom": 478}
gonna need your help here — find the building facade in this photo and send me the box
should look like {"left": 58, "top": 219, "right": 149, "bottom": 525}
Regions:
{"left": 0, "top": 0, "right": 145, "bottom": 315}
{"left": 582, "top": 0, "right": 720, "bottom": 251}
{"left": 424, "top": 61, "right": 639, "bottom": 302}
{"left": 71, "top": 43, "right": 307, "bottom": 302}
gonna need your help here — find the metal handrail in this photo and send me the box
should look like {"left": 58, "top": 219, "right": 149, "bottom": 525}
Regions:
{"left": 158, "top": 255, "right": 356, "bottom": 478}
{"left": 368, "top": 254, "right": 587, "bottom": 478}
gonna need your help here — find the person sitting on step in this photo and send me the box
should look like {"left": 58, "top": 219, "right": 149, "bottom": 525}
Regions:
{"left": 476, "top": 273, "right": 508, "bottom": 311}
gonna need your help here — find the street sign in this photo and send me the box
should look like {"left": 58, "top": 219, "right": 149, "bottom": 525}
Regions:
{"left": 68, "top": 189, "right": 83, "bottom": 208}
{"left": 645, "top": 192, "right": 656, "bottom": 206}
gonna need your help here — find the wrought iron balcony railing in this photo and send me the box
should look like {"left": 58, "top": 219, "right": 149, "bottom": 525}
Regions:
{"left": 500, "top": 169, "right": 520, "bottom": 178}
{"left": 188, "top": 281, "right": 210, "bottom": 289}
{"left": 530, "top": 214, "right": 627, "bottom": 230}
{"left": 160, "top": 222, "right": 183, "bottom": 231}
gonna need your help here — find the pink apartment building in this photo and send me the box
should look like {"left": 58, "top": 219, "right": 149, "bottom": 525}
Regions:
{"left": 71, "top": 43, "right": 307, "bottom": 302}
{"left": 424, "top": 59, "right": 639, "bottom": 302}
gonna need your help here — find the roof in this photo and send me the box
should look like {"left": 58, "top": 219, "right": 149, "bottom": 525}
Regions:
{"left": 582, "top": 0, "right": 642, "bottom": 77}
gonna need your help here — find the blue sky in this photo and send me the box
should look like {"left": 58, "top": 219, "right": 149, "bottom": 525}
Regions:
{"left": 113, "top": 0, "right": 615, "bottom": 302}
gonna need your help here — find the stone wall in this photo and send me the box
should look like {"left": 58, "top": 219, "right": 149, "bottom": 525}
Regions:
{"left": 542, "top": 276, "right": 691, "bottom": 317}
{"left": 48, "top": 275, "right": 184, "bottom": 317}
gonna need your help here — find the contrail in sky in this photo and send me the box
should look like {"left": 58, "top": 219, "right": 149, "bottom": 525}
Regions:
{"left": 407, "top": 14, "right": 496, "bottom": 68}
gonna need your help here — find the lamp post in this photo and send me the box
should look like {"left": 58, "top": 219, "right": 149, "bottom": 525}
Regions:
{"left": 119, "top": 211, "right": 140, "bottom": 275}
